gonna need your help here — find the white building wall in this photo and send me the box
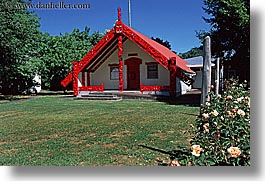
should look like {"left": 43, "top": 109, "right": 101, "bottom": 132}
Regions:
{"left": 193, "top": 71, "right": 202, "bottom": 89}
{"left": 176, "top": 77, "right": 192, "bottom": 96}
{"left": 77, "top": 72, "right": 90, "bottom": 87}
{"left": 123, "top": 39, "right": 170, "bottom": 88}
{"left": 90, "top": 51, "right": 120, "bottom": 89}
{"left": 89, "top": 39, "right": 170, "bottom": 90}
{"left": 78, "top": 73, "right": 82, "bottom": 87}
{"left": 76, "top": 38, "right": 195, "bottom": 97}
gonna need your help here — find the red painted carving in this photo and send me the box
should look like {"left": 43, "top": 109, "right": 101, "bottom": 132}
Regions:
{"left": 61, "top": 8, "right": 194, "bottom": 97}
{"left": 122, "top": 24, "right": 168, "bottom": 69}
{"left": 176, "top": 69, "right": 194, "bottom": 86}
{"left": 118, "top": 35, "right": 123, "bottom": 92}
{"left": 115, "top": 21, "right": 122, "bottom": 34}
{"left": 115, "top": 8, "right": 122, "bottom": 34}
{"left": 169, "top": 57, "right": 177, "bottom": 97}
{"left": 116, "top": 8, "right": 123, "bottom": 92}
{"left": 118, "top": 36, "right": 123, "bottom": 57}
{"left": 77, "top": 30, "right": 115, "bottom": 73}
{"left": 72, "top": 61, "right": 79, "bottom": 96}
{"left": 122, "top": 24, "right": 194, "bottom": 86}
{"left": 61, "top": 73, "right": 72, "bottom": 87}
{"left": 61, "top": 29, "right": 116, "bottom": 87}
{"left": 79, "top": 83, "right": 104, "bottom": 92}
{"left": 90, "top": 43, "right": 118, "bottom": 72}
{"left": 140, "top": 83, "right": 170, "bottom": 92}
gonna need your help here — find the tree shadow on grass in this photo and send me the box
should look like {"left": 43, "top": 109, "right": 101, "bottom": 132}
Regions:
{"left": 155, "top": 93, "right": 201, "bottom": 107}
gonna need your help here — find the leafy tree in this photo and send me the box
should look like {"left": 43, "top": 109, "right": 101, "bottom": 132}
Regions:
{"left": 198, "top": 0, "right": 250, "bottom": 62}
{"left": 178, "top": 47, "right": 203, "bottom": 59}
{"left": 39, "top": 28, "right": 103, "bottom": 90}
{"left": 151, "top": 37, "right": 172, "bottom": 50}
{"left": 0, "top": 0, "right": 42, "bottom": 94}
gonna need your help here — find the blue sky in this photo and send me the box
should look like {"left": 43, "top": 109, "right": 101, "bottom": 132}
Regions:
{"left": 32, "top": 0, "right": 211, "bottom": 53}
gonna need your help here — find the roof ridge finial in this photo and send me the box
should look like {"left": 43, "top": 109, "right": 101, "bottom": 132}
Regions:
{"left": 115, "top": 7, "right": 122, "bottom": 34}
{"left": 118, "top": 7, "right": 121, "bottom": 21}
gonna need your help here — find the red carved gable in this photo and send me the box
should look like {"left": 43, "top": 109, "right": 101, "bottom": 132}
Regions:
{"left": 61, "top": 29, "right": 116, "bottom": 87}
{"left": 61, "top": 9, "right": 194, "bottom": 88}
{"left": 122, "top": 24, "right": 194, "bottom": 74}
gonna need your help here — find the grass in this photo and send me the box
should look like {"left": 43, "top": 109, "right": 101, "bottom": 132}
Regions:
{"left": 0, "top": 95, "right": 199, "bottom": 166}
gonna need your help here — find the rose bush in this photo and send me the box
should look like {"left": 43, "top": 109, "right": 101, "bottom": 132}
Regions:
{"left": 166, "top": 79, "right": 250, "bottom": 166}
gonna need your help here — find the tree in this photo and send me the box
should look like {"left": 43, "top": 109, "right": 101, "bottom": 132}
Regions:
{"left": 198, "top": 0, "right": 250, "bottom": 81}
{"left": 151, "top": 37, "right": 172, "bottom": 50}
{"left": 200, "top": 0, "right": 249, "bottom": 57}
{"left": 178, "top": 47, "right": 203, "bottom": 59}
{"left": 38, "top": 28, "right": 103, "bottom": 90}
{"left": 0, "top": 0, "right": 42, "bottom": 94}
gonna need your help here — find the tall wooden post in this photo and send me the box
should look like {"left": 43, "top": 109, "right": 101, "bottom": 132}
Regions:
{"left": 72, "top": 61, "right": 79, "bottom": 97}
{"left": 118, "top": 35, "right": 123, "bottom": 92}
{"left": 169, "top": 57, "right": 177, "bottom": 97}
{"left": 116, "top": 8, "right": 123, "bottom": 92}
{"left": 201, "top": 36, "right": 211, "bottom": 106}
{"left": 215, "top": 57, "right": 220, "bottom": 95}
{"left": 220, "top": 59, "right": 224, "bottom": 94}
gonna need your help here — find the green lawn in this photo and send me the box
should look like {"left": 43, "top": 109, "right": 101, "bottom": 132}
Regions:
{"left": 0, "top": 96, "right": 199, "bottom": 166}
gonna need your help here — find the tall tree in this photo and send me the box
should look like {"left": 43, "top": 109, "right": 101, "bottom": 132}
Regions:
{"left": 199, "top": 0, "right": 250, "bottom": 58}
{"left": 0, "top": 0, "right": 42, "bottom": 94}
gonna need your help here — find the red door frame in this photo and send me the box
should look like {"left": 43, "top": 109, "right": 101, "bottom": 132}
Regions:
{"left": 125, "top": 58, "right": 142, "bottom": 90}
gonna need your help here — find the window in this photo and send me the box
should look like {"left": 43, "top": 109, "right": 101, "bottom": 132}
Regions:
{"left": 147, "top": 64, "right": 158, "bottom": 79}
{"left": 110, "top": 66, "right": 119, "bottom": 80}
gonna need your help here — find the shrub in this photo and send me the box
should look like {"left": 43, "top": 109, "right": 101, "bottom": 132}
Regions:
{"left": 166, "top": 79, "right": 250, "bottom": 166}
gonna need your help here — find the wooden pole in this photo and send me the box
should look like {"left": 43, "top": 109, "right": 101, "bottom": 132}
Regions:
{"left": 117, "top": 8, "right": 123, "bottom": 92}
{"left": 201, "top": 36, "right": 211, "bottom": 107}
{"left": 128, "top": 0, "right": 132, "bottom": 27}
{"left": 118, "top": 35, "right": 123, "bottom": 92}
{"left": 220, "top": 59, "right": 224, "bottom": 94}
{"left": 215, "top": 57, "right": 220, "bottom": 95}
{"left": 72, "top": 61, "right": 79, "bottom": 97}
